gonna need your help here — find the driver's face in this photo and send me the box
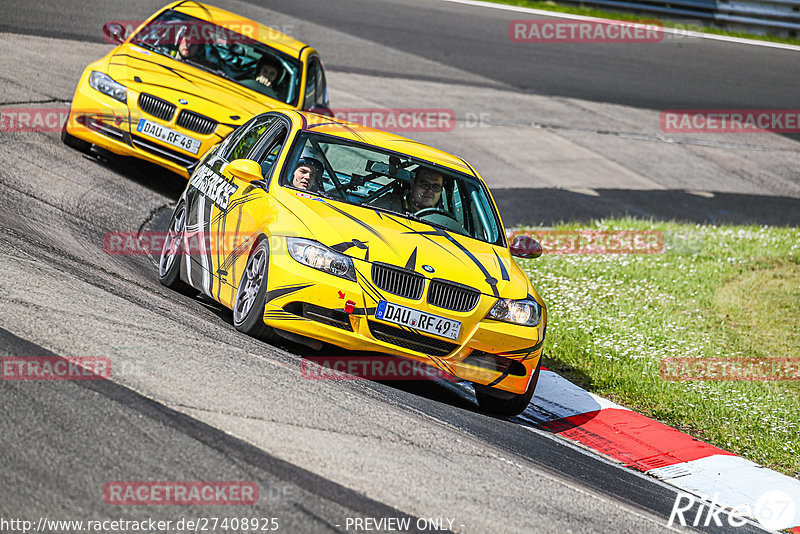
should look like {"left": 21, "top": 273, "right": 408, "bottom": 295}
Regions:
{"left": 292, "top": 165, "right": 317, "bottom": 190}
{"left": 178, "top": 37, "right": 198, "bottom": 59}
{"left": 410, "top": 171, "right": 443, "bottom": 210}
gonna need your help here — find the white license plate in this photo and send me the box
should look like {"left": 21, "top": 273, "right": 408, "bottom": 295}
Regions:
{"left": 375, "top": 301, "right": 461, "bottom": 341}
{"left": 136, "top": 118, "right": 201, "bottom": 155}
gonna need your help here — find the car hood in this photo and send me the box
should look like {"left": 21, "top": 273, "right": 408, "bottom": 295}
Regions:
{"left": 107, "top": 44, "right": 282, "bottom": 121}
{"left": 278, "top": 191, "right": 530, "bottom": 298}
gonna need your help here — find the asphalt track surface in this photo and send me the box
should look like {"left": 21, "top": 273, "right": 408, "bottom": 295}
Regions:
{"left": 0, "top": 0, "right": 795, "bottom": 532}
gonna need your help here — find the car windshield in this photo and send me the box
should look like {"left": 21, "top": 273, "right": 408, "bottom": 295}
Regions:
{"left": 130, "top": 10, "right": 302, "bottom": 106}
{"left": 280, "top": 132, "right": 505, "bottom": 246}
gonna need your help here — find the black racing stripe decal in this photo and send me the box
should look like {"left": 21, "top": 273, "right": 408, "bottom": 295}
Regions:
{"left": 404, "top": 247, "right": 417, "bottom": 271}
{"left": 487, "top": 368, "right": 511, "bottom": 387}
{"left": 500, "top": 338, "right": 545, "bottom": 356}
{"left": 383, "top": 214, "right": 461, "bottom": 262}
{"left": 266, "top": 284, "right": 313, "bottom": 303}
{"left": 355, "top": 267, "right": 385, "bottom": 305}
{"left": 403, "top": 227, "right": 499, "bottom": 297}
{"left": 322, "top": 203, "right": 395, "bottom": 252}
{"left": 330, "top": 239, "right": 368, "bottom": 254}
{"left": 429, "top": 355, "right": 458, "bottom": 377}
{"left": 494, "top": 249, "right": 510, "bottom": 282}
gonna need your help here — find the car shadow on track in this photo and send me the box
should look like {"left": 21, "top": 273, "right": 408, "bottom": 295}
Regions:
{"left": 86, "top": 146, "right": 187, "bottom": 199}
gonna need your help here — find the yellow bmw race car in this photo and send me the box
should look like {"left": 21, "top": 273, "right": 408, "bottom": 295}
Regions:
{"left": 158, "top": 110, "right": 547, "bottom": 416}
{"left": 62, "top": 1, "right": 331, "bottom": 178}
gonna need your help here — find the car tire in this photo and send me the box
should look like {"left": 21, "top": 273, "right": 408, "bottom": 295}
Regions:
{"left": 474, "top": 357, "right": 542, "bottom": 417}
{"left": 233, "top": 239, "right": 279, "bottom": 342}
{"left": 61, "top": 121, "right": 92, "bottom": 154}
{"left": 158, "top": 201, "right": 195, "bottom": 296}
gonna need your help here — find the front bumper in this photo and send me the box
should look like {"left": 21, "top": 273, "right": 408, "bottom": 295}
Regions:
{"left": 262, "top": 236, "right": 546, "bottom": 394}
{"left": 65, "top": 68, "right": 232, "bottom": 179}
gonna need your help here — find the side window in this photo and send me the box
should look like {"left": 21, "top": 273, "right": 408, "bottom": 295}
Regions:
{"left": 223, "top": 115, "right": 277, "bottom": 161}
{"left": 256, "top": 126, "right": 288, "bottom": 182}
{"left": 302, "top": 56, "right": 328, "bottom": 110}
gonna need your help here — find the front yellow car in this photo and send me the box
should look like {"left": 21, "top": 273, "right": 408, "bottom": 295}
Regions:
{"left": 63, "top": 1, "right": 330, "bottom": 178}
{"left": 160, "top": 110, "right": 546, "bottom": 416}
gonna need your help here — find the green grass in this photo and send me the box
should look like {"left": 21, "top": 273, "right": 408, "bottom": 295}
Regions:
{"left": 486, "top": 0, "right": 800, "bottom": 46}
{"left": 515, "top": 219, "right": 800, "bottom": 477}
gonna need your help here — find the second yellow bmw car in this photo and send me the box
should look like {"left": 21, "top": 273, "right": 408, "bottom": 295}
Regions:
{"left": 159, "top": 110, "right": 547, "bottom": 416}
{"left": 62, "top": 1, "right": 331, "bottom": 178}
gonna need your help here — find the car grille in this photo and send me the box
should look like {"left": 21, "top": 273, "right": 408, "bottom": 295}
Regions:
{"left": 371, "top": 263, "right": 425, "bottom": 300}
{"left": 138, "top": 93, "right": 175, "bottom": 122}
{"left": 130, "top": 133, "right": 198, "bottom": 168}
{"left": 177, "top": 109, "right": 218, "bottom": 135}
{"left": 368, "top": 321, "right": 457, "bottom": 357}
{"left": 427, "top": 280, "right": 480, "bottom": 312}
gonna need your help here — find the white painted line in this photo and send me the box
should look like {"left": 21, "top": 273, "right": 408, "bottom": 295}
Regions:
{"left": 649, "top": 454, "right": 800, "bottom": 530}
{"left": 442, "top": 0, "right": 800, "bottom": 52}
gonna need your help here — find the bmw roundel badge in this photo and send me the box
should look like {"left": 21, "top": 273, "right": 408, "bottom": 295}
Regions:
{"left": 422, "top": 265, "right": 435, "bottom": 273}
{"left": 179, "top": 98, "right": 188, "bottom": 105}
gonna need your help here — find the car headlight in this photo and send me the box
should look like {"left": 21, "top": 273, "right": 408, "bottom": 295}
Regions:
{"left": 88, "top": 71, "right": 127, "bottom": 103}
{"left": 487, "top": 298, "right": 541, "bottom": 327}
{"left": 287, "top": 238, "right": 356, "bottom": 281}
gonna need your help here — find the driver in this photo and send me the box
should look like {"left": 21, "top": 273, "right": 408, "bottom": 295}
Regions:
{"left": 373, "top": 167, "right": 443, "bottom": 213}
{"left": 290, "top": 157, "right": 323, "bottom": 190}
{"left": 407, "top": 167, "right": 443, "bottom": 211}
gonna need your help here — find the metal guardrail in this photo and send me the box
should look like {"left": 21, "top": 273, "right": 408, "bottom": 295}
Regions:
{"left": 561, "top": 0, "right": 800, "bottom": 35}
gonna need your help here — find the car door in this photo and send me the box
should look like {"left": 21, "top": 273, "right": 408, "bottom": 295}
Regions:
{"left": 183, "top": 114, "right": 277, "bottom": 302}
{"left": 209, "top": 116, "right": 292, "bottom": 307}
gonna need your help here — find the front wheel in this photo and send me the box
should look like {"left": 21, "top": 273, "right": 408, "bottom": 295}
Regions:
{"left": 158, "top": 201, "right": 195, "bottom": 296}
{"left": 233, "top": 239, "right": 278, "bottom": 342}
{"left": 474, "top": 357, "right": 542, "bottom": 416}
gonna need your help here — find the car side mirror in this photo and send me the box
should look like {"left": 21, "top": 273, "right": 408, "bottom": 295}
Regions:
{"left": 103, "top": 22, "right": 126, "bottom": 44}
{"left": 308, "top": 104, "right": 334, "bottom": 118}
{"left": 509, "top": 235, "right": 542, "bottom": 259}
{"left": 226, "top": 159, "right": 263, "bottom": 183}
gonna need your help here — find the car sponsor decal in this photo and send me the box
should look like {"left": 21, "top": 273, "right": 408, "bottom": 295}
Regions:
{"left": 189, "top": 165, "right": 238, "bottom": 210}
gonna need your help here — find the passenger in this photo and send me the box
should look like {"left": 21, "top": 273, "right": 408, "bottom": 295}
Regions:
{"left": 254, "top": 55, "right": 281, "bottom": 88}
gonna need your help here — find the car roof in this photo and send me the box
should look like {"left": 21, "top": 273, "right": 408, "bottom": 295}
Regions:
{"left": 288, "top": 111, "right": 476, "bottom": 177}
{"left": 169, "top": 1, "right": 311, "bottom": 58}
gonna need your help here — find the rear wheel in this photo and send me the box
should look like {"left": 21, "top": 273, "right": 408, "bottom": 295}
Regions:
{"left": 474, "top": 357, "right": 542, "bottom": 416}
{"left": 61, "top": 120, "right": 92, "bottom": 154}
{"left": 233, "top": 239, "right": 279, "bottom": 342}
{"left": 158, "top": 201, "right": 195, "bottom": 296}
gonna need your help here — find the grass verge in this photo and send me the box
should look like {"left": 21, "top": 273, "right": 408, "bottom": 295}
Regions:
{"left": 515, "top": 219, "right": 800, "bottom": 477}
{"left": 482, "top": 0, "right": 800, "bottom": 46}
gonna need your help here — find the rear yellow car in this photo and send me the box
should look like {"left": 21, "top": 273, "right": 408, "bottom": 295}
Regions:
{"left": 159, "top": 110, "right": 547, "bottom": 416}
{"left": 62, "top": 1, "right": 330, "bottom": 178}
